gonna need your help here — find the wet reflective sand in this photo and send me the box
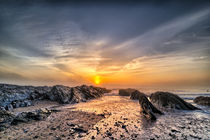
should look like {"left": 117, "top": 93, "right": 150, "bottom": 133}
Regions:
{"left": 66, "top": 92, "right": 210, "bottom": 139}
{"left": 1, "top": 91, "right": 210, "bottom": 140}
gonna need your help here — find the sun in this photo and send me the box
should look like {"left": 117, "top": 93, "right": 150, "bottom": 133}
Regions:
{"left": 94, "top": 75, "right": 101, "bottom": 85}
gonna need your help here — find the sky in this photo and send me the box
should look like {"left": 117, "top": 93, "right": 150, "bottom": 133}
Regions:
{"left": 0, "top": 0, "right": 210, "bottom": 88}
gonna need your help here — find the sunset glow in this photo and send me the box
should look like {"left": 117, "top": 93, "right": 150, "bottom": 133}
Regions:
{"left": 0, "top": 1, "right": 209, "bottom": 88}
{"left": 94, "top": 76, "right": 101, "bottom": 85}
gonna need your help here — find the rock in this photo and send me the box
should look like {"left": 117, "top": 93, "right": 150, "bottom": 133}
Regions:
{"left": 171, "top": 129, "right": 180, "bottom": 133}
{"left": 72, "top": 127, "right": 87, "bottom": 133}
{"left": 0, "top": 106, "right": 6, "bottom": 111}
{"left": 55, "top": 137, "right": 61, "bottom": 140}
{"left": 11, "top": 108, "right": 52, "bottom": 125}
{"left": 0, "top": 84, "right": 51, "bottom": 110}
{"left": 77, "top": 85, "right": 107, "bottom": 100}
{"left": 11, "top": 100, "right": 20, "bottom": 108}
{"left": 11, "top": 113, "right": 28, "bottom": 125}
{"left": 0, "top": 125, "right": 6, "bottom": 131}
{"left": 194, "top": 96, "right": 210, "bottom": 106}
{"left": 119, "top": 88, "right": 136, "bottom": 96}
{"left": 33, "top": 135, "right": 39, "bottom": 139}
{"left": 50, "top": 127, "right": 56, "bottom": 130}
{"left": 0, "top": 110, "right": 15, "bottom": 131}
{"left": 106, "top": 131, "right": 112, "bottom": 136}
{"left": 0, "top": 110, "right": 15, "bottom": 123}
{"left": 5, "top": 104, "right": 13, "bottom": 111}
{"left": 47, "top": 85, "right": 72, "bottom": 104}
{"left": 0, "top": 83, "right": 109, "bottom": 110}
{"left": 11, "top": 100, "right": 33, "bottom": 108}
{"left": 0, "top": 84, "right": 34, "bottom": 107}
{"left": 122, "top": 125, "right": 126, "bottom": 129}
{"left": 30, "top": 86, "right": 51, "bottom": 100}
{"left": 70, "top": 87, "right": 86, "bottom": 103}
{"left": 67, "top": 123, "right": 76, "bottom": 127}
{"left": 139, "top": 93, "right": 163, "bottom": 121}
{"left": 130, "top": 90, "right": 146, "bottom": 100}
{"left": 47, "top": 85, "right": 109, "bottom": 104}
{"left": 24, "top": 100, "right": 32, "bottom": 106}
{"left": 150, "top": 91, "right": 199, "bottom": 110}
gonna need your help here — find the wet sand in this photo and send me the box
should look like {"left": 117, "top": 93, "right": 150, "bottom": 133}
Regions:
{"left": 0, "top": 93, "right": 210, "bottom": 140}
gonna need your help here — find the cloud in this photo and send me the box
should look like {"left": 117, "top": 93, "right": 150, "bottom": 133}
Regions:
{"left": 105, "top": 8, "right": 210, "bottom": 57}
{"left": 55, "top": 54, "right": 93, "bottom": 59}
{"left": 0, "top": 1, "right": 210, "bottom": 86}
{"left": 53, "top": 63, "right": 72, "bottom": 73}
{"left": 0, "top": 67, "right": 27, "bottom": 80}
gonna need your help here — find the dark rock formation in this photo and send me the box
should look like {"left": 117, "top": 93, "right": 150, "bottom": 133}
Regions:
{"left": 0, "top": 84, "right": 51, "bottom": 110}
{"left": 0, "top": 110, "right": 15, "bottom": 123}
{"left": 194, "top": 96, "right": 210, "bottom": 106}
{"left": 47, "top": 85, "right": 72, "bottom": 104}
{"left": 130, "top": 90, "right": 146, "bottom": 100}
{"left": 0, "top": 83, "right": 110, "bottom": 110}
{"left": 11, "top": 108, "right": 52, "bottom": 125}
{"left": 150, "top": 91, "right": 199, "bottom": 110}
{"left": 138, "top": 92, "right": 163, "bottom": 121}
{"left": 47, "top": 85, "right": 109, "bottom": 104}
{"left": 70, "top": 87, "right": 86, "bottom": 103}
{"left": 0, "top": 110, "right": 15, "bottom": 131}
{"left": 119, "top": 88, "right": 136, "bottom": 96}
{"left": 0, "top": 108, "right": 54, "bottom": 131}
{"left": 120, "top": 89, "right": 163, "bottom": 120}
{"left": 77, "top": 85, "right": 109, "bottom": 100}
{"left": 30, "top": 86, "right": 51, "bottom": 100}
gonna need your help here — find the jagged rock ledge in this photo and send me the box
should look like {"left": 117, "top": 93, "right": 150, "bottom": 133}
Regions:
{"left": 0, "top": 83, "right": 111, "bottom": 111}
{"left": 121, "top": 89, "right": 163, "bottom": 120}
{"left": 0, "top": 108, "right": 59, "bottom": 131}
{"left": 120, "top": 89, "right": 200, "bottom": 121}
{"left": 150, "top": 91, "right": 200, "bottom": 110}
{"left": 136, "top": 91, "right": 163, "bottom": 121}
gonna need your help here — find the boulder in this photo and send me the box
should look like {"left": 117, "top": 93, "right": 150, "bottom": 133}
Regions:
{"left": 194, "top": 96, "right": 210, "bottom": 106}
{"left": 0, "top": 110, "right": 15, "bottom": 131}
{"left": 138, "top": 92, "right": 163, "bottom": 121}
{"left": 11, "top": 108, "right": 52, "bottom": 125}
{"left": 0, "top": 108, "right": 55, "bottom": 131}
{"left": 150, "top": 91, "right": 199, "bottom": 110}
{"left": 0, "top": 110, "right": 15, "bottom": 123}
{"left": 119, "top": 88, "right": 136, "bottom": 96}
{"left": 130, "top": 90, "right": 146, "bottom": 100}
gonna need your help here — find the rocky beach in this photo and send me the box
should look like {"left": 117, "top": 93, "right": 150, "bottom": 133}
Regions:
{"left": 0, "top": 84, "right": 210, "bottom": 140}
{"left": 1, "top": 0, "right": 210, "bottom": 139}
